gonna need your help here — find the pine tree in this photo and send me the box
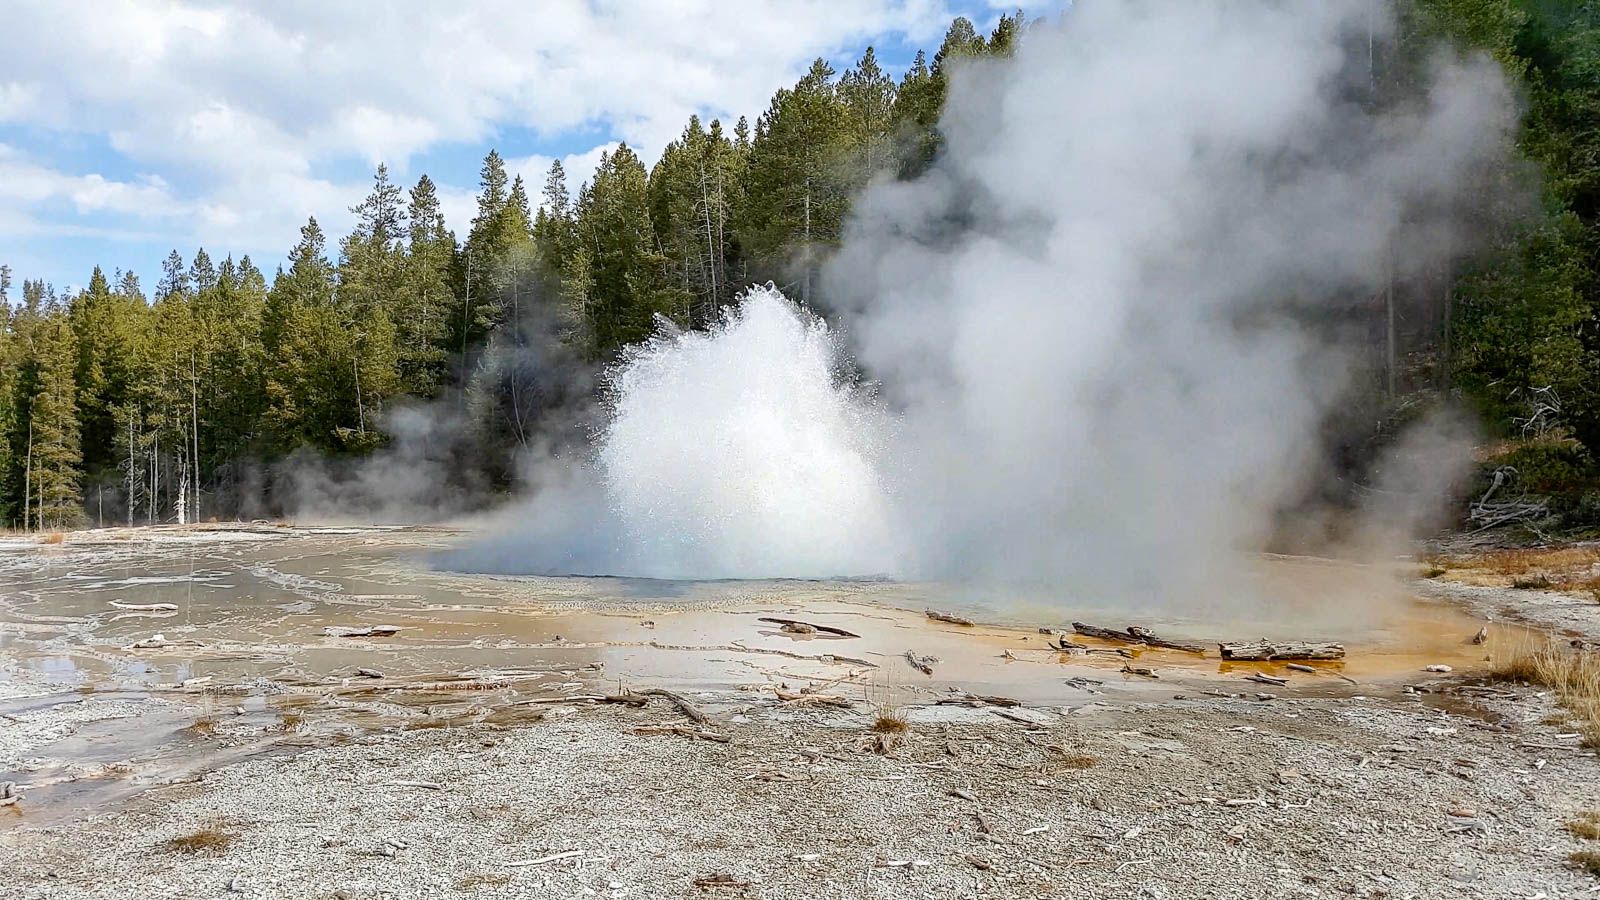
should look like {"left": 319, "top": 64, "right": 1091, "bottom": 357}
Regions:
{"left": 157, "top": 250, "right": 189, "bottom": 301}
{"left": 8, "top": 285, "right": 84, "bottom": 530}
{"left": 838, "top": 46, "right": 898, "bottom": 183}
{"left": 739, "top": 58, "right": 852, "bottom": 303}
{"left": 69, "top": 265, "right": 142, "bottom": 484}
{"left": 573, "top": 144, "right": 683, "bottom": 356}
{"left": 189, "top": 249, "right": 218, "bottom": 294}
{"left": 394, "top": 174, "right": 456, "bottom": 395}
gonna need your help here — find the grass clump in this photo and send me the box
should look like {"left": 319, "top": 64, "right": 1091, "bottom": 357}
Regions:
{"left": 864, "top": 676, "right": 910, "bottom": 754}
{"left": 1572, "top": 849, "right": 1600, "bottom": 877}
{"left": 182, "top": 715, "right": 217, "bottom": 736}
{"left": 164, "top": 826, "right": 233, "bottom": 855}
{"left": 1568, "top": 811, "right": 1600, "bottom": 841}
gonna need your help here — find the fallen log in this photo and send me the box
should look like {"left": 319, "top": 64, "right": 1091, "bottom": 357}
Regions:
{"left": 639, "top": 688, "right": 709, "bottom": 724}
{"left": 935, "top": 692, "right": 1021, "bottom": 708}
{"left": 600, "top": 692, "right": 649, "bottom": 707}
{"left": 772, "top": 688, "right": 853, "bottom": 709}
{"left": 1072, "top": 622, "right": 1142, "bottom": 643}
{"left": 926, "top": 610, "right": 975, "bottom": 627}
{"left": 110, "top": 601, "right": 179, "bottom": 612}
{"left": 1218, "top": 640, "right": 1344, "bottom": 661}
{"left": 1073, "top": 622, "right": 1205, "bottom": 653}
{"left": 632, "top": 724, "right": 730, "bottom": 743}
{"left": 1244, "top": 673, "right": 1288, "bottom": 686}
{"left": 1125, "top": 626, "right": 1206, "bottom": 654}
{"left": 757, "top": 617, "right": 860, "bottom": 638}
{"left": 322, "top": 625, "right": 402, "bottom": 638}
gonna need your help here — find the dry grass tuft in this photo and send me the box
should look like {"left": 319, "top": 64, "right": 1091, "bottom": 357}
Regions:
{"left": 1481, "top": 547, "right": 1600, "bottom": 576}
{"left": 864, "top": 676, "right": 910, "bottom": 754}
{"left": 164, "top": 826, "right": 233, "bottom": 855}
{"left": 1572, "top": 849, "right": 1600, "bottom": 877}
{"left": 1490, "top": 633, "right": 1600, "bottom": 748}
{"left": 182, "top": 715, "right": 217, "bottom": 736}
{"left": 1568, "top": 811, "right": 1600, "bottom": 841}
{"left": 39, "top": 531, "right": 64, "bottom": 545}
{"left": 871, "top": 711, "right": 909, "bottom": 734}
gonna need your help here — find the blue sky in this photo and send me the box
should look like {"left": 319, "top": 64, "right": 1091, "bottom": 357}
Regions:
{"left": 0, "top": 1, "right": 1051, "bottom": 296}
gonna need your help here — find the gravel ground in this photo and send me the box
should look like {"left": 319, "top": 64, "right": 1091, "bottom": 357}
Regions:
{"left": 6, "top": 554, "right": 1600, "bottom": 899}
{"left": 3, "top": 683, "right": 1598, "bottom": 899}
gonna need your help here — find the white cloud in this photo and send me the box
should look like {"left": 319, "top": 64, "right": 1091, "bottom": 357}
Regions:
{"left": 0, "top": 145, "right": 186, "bottom": 219}
{"left": 0, "top": 0, "right": 968, "bottom": 273}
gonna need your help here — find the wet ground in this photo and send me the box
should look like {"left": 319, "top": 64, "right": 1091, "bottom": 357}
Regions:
{"left": 0, "top": 524, "right": 1502, "bottom": 829}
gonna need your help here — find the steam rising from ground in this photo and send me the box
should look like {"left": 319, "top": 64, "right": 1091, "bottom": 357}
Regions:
{"left": 455, "top": 1, "right": 1517, "bottom": 612}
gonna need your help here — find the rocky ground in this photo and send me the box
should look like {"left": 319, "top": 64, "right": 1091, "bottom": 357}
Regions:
{"left": 2, "top": 671, "right": 1598, "bottom": 899}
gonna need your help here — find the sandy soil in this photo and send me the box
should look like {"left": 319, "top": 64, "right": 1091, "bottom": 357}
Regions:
{"left": 2, "top": 528, "right": 1600, "bottom": 898}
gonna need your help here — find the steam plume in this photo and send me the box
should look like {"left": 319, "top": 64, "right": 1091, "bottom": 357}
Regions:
{"left": 454, "top": 0, "right": 1517, "bottom": 614}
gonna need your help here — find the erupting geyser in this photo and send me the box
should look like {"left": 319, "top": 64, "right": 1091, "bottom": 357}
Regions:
{"left": 597, "top": 286, "right": 900, "bottom": 579}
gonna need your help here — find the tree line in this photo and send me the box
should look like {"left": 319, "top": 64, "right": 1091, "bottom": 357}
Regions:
{"left": 0, "top": 3, "right": 1595, "bottom": 530}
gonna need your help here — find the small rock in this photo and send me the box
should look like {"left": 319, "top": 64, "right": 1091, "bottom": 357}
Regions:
{"left": 1423, "top": 664, "right": 1453, "bottom": 673}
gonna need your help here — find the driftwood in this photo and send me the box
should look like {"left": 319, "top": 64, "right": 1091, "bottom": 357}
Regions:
{"left": 990, "top": 708, "right": 1042, "bottom": 726}
{"left": 354, "top": 668, "right": 385, "bottom": 679}
{"left": 1073, "top": 622, "right": 1142, "bottom": 643}
{"left": 647, "top": 640, "right": 876, "bottom": 668}
{"left": 1073, "top": 623, "right": 1205, "bottom": 653}
{"left": 127, "top": 635, "right": 202, "bottom": 650}
{"left": 632, "top": 724, "right": 730, "bottom": 743}
{"left": 773, "top": 688, "right": 853, "bottom": 709}
{"left": 508, "top": 850, "right": 584, "bottom": 867}
{"left": 1125, "top": 626, "right": 1207, "bottom": 653}
{"left": 926, "top": 610, "right": 975, "bottom": 627}
{"left": 1244, "top": 673, "right": 1288, "bottom": 686}
{"left": 1285, "top": 663, "right": 1316, "bottom": 674}
{"left": 935, "top": 692, "right": 1021, "bottom": 708}
{"left": 639, "top": 688, "right": 709, "bottom": 724}
{"left": 757, "top": 617, "right": 860, "bottom": 638}
{"left": 110, "top": 601, "right": 179, "bottom": 611}
{"left": 905, "top": 652, "right": 937, "bottom": 675}
{"left": 1087, "top": 647, "right": 1135, "bottom": 658}
{"left": 601, "top": 693, "right": 649, "bottom": 707}
{"left": 322, "top": 625, "right": 402, "bottom": 638}
{"left": 1052, "top": 637, "right": 1088, "bottom": 650}
{"left": 1121, "top": 664, "right": 1159, "bottom": 679}
{"left": 1218, "top": 640, "right": 1344, "bottom": 661}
